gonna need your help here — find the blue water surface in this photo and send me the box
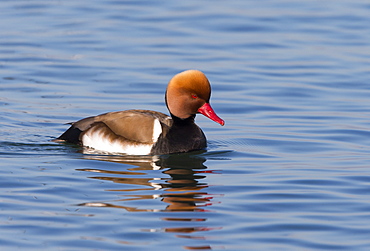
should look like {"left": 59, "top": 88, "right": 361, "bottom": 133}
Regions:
{"left": 1, "top": 0, "right": 370, "bottom": 250}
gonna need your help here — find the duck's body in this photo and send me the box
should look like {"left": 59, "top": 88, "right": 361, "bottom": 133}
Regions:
{"left": 56, "top": 70, "right": 224, "bottom": 155}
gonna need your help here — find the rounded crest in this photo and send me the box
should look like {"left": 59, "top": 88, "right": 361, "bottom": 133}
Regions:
{"left": 166, "top": 70, "right": 211, "bottom": 119}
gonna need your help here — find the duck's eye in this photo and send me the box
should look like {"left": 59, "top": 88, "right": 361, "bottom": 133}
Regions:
{"left": 191, "top": 94, "right": 198, "bottom": 99}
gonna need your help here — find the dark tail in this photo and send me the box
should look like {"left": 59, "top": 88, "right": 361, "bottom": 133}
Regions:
{"left": 55, "top": 125, "right": 82, "bottom": 144}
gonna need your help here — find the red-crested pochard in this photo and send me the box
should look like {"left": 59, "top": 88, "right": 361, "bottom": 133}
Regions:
{"left": 56, "top": 70, "right": 224, "bottom": 155}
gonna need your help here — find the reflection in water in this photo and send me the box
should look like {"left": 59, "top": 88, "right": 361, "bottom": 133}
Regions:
{"left": 77, "top": 151, "right": 223, "bottom": 250}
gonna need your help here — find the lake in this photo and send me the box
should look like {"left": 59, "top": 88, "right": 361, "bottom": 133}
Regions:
{"left": 1, "top": 0, "right": 370, "bottom": 250}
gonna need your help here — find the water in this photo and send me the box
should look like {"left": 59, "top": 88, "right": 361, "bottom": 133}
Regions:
{"left": 1, "top": 0, "right": 370, "bottom": 250}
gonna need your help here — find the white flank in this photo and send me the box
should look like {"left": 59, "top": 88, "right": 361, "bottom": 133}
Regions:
{"left": 152, "top": 118, "right": 162, "bottom": 142}
{"left": 82, "top": 129, "right": 152, "bottom": 155}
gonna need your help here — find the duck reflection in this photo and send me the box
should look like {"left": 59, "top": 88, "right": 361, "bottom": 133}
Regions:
{"left": 77, "top": 151, "right": 224, "bottom": 249}
{"left": 77, "top": 151, "right": 218, "bottom": 212}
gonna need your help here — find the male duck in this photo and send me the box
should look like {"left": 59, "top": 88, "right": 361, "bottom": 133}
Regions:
{"left": 56, "top": 70, "right": 224, "bottom": 155}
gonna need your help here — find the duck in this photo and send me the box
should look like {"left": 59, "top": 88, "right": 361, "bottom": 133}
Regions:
{"left": 55, "top": 70, "right": 224, "bottom": 155}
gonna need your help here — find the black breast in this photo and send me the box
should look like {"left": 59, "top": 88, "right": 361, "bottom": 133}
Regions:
{"left": 151, "top": 115, "right": 207, "bottom": 155}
